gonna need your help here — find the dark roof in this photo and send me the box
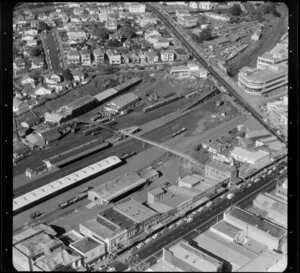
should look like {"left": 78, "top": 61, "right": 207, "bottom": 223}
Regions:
{"left": 229, "top": 207, "right": 286, "bottom": 238}
{"left": 71, "top": 237, "right": 101, "bottom": 254}
{"left": 99, "top": 207, "right": 135, "bottom": 230}
{"left": 40, "top": 128, "right": 61, "bottom": 142}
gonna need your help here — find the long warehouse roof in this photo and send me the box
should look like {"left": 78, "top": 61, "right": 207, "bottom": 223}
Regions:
{"left": 13, "top": 156, "right": 122, "bottom": 212}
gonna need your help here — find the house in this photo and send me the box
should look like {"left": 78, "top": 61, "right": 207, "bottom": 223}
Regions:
{"left": 81, "top": 14, "right": 90, "bottom": 22}
{"left": 34, "top": 86, "right": 53, "bottom": 96}
{"left": 139, "top": 15, "right": 157, "bottom": 27}
{"left": 21, "top": 111, "right": 43, "bottom": 128}
{"left": 173, "top": 48, "right": 190, "bottom": 61}
{"left": 13, "top": 98, "right": 26, "bottom": 112}
{"left": 20, "top": 74, "right": 35, "bottom": 87}
{"left": 30, "top": 57, "right": 44, "bottom": 70}
{"left": 21, "top": 34, "right": 34, "bottom": 41}
{"left": 251, "top": 31, "right": 261, "bottom": 41}
{"left": 128, "top": 3, "right": 145, "bottom": 13}
{"left": 139, "top": 51, "right": 147, "bottom": 65}
{"left": 66, "top": 49, "right": 81, "bottom": 64}
{"left": 26, "top": 39, "right": 37, "bottom": 47}
{"left": 44, "top": 72, "right": 61, "bottom": 87}
{"left": 73, "top": 7, "right": 85, "bottom": 16}
{"left": 106, "top": 50, "right": 121, "bottom": 65}
{"left": 105, "top": 19, "right": 117, "bottom": 30}
{"left": 93, "top": 48, "right": 105, "bottom": 64}
{"left": 89, "top": 13, "right": 99, "bottom": 23}
{"left": 70, "top": 15, "right": 81, "bottom": 23}
{"left": 167, "top": 50, "right": 174, "bottom": 62}
{"left": 130, "top": 52, "right": 140, "bottom": 64}
{"left": 121, "top": 53, "right": 130, "bottom": 64}
{"left": 67, "top": 29, "right": 87, "bottom": 40}
{"left": 38, "top": 12, "right": 48, "bottom": 21}
{"left": 98, "top": 10, "right": 108, "bottom": 22}
{"left": 24, "top": 29, "right": 38, "bottom": 36}
{"left": 80, "top": 47, "right": 91, "bottom": 66}
{"left": 72, "top": 70, "right": 85, "bottom": 83}
{"left": 153, "top": 38, "right": 170, "bottom": 49}
{"left": 13, "top": 58, "right": 26, "bottom": 72}
{"left": 39, "top": 128, "right": 62, "bottom": 144}
{"left": 145, "top": 51, "right": 159, "bottom": 64}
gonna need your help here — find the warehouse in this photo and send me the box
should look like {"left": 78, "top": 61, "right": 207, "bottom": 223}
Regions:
{"left": 223, "top": 207, "right": 287, "bottom": 251}
{"left": 230, "top": 147, "right": 270, "bottom": 168}
{"left": 103, "top": 93, "right": 140, "bottom": 115}
{"left": 88, "top": 172, "right": 147, "bottom": 205}
{"left": 205, "top": 159, "right": 237, "bottom": 182}
{"left": 66, "top": 95, "right": 96, "bottom": 116}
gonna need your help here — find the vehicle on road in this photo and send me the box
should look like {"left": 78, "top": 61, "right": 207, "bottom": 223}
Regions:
{"left": 197, "top": 207, "right": 205, "bottom": 212}
{"left": 206, "top": 201, "right": 213, "bottom": 208}
{"left": 30, "top": 211, "right": 43, "bottom": 220}
{"left": 168, "top": 224, "right": 175, "bottom": 229}
{"left": 227, "top": 193, "right": 235, "bottom": 199}
{"left": 136, "top": 243, "right": 144, "bottom": 249}
{"left": 247, "top": 183, "right": 252, "bottom": 188}
{"left": 191, "top": 211, "right": 197, "bottom": 216}
{"left": 145, "top": 238, "right": 153, "bottom": 244}
{"left": 253, "top": 178, "right": 260, "bottom": 183}
{"left": 98, "top": 265, "right": 106, "bottom": 271}
{"left": 152, "top": 233, "right": 159, "bottom": 239}
{"left": 279, "top": 169, "right": 284, "bottom": 174}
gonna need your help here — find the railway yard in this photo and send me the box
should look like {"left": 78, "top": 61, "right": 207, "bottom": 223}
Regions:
{"left": 11, "top": 2, "right": 290, "bottom": 272}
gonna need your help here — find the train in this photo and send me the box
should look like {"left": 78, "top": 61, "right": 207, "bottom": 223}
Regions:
{"left": 13, "top": 156, "right": 123, "bottom": 215}
{"left": 143, "top": 95, "right": 180, "bottom": 113}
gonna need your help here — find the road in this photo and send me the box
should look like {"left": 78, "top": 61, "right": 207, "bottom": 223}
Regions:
{"left": 134, "top": 170, "right": 286, "bottom": 262}
{"left": 146, "top": 3, "right": 287, "bottom": 145}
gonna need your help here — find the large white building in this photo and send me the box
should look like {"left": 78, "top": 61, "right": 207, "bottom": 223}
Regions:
{"left": 128, "top": 3, "right": 145, "bottom": 13}
{"left": 230, "top": 147, "right": 270, "bottom": 168}
{"left": 237, "top": 64, "right": 288, "bottom": 96}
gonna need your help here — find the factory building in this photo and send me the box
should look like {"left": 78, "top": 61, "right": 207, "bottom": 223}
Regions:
{"left": 88, "top": 172, "right": 148, "bottom": 205}
{"left": 205, "top": 159, "right": 237, "bottom": 182}
{"left": 103, "top": 92, "right": 140, "bottom": 116}
{"left": 162, "top": 240, "right": 223, "bottom": 272}
{"left": 275, "top": 179, "right": 287, "bottom": 201}
{"left": 223, "top": 207, "right": 287, "bottom": 251}
{"left": 230, "top": 147, "right": 270, "bottom": 168}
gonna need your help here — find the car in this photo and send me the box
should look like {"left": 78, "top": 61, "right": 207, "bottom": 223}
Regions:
{"left": 30, "top": 211, "right": 43, "bottom": 220}
{"left": 152, "top": 233, "right": 159, "bottom": 239}
{"left": 98, "top": 265, "right": 106, "bottom": 271}
{"left": 197, "top": 207, "right": 204, "bottom": 212}
{"left": 145, "top": 238, "right": 152, "bottom": 244}
{"left": 247, "top": 183, "right": 252, "bottom": 188}
{"left": 191, "top": 211, "right": 197, "bottom": 216}
{"left": 168, "top": 224, "right": 175, "bottom": 229}
{"left": 136, "top": 243, "right": 144, "bottom": 249}
{"left": 227, "top": 193, "right": 235, "bottom": 200}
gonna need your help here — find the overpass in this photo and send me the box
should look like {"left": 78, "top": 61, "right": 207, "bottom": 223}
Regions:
{"left": 97, "top": 123, "right": 202, "bottom": 167}
{"left": 146, "top": 3, "right": 287, "bottom": 145}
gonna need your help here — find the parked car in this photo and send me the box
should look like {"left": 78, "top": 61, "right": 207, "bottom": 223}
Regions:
{"left": 30, "top": 211, "right": 43, "bottom": 220}
{"left": 145, "top": 238, "right": 153, "bottom": 244}
{"left": 227, "top": 193, "right": 235, "bottom": 200}
{"left": 152, "top": 233, "right": 159, "bottom": 239}
{"left": 136, "top": 242, "right": 144, "bottom": 249}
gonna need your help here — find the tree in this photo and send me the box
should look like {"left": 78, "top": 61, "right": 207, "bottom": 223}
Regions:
{"left": 31, "top": 46, "right": 42, "bottom": 57}
{"left": 198, "top": 16, "right": 207, "bottom": 25}
{"left": 38, "top": 21, "right": 51, "bottom": 32}
{"left": 120, "top": 25, "right": 136, "bottom": 39}
{"left": 243, "top": 2, "right": 256, "bottom": 14}
{"left": 63, "top": 69, "right": 73, "bottom": 81}
{"left": 93, "top": 25, "right": 110, "bottom": 40}
{"left": 259, "top": 2, "right": 280, "bottom": 17}
{"left": 106, "top": 39, "right": 122, "bottom": 48}
{"left": 228, "top": 4, "right": 242, "bottom": 16}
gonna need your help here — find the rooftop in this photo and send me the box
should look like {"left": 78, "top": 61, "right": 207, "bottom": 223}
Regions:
{"left": 149, "top": 187, "right": 164, "bottom": 196}
{"left": 70, "top": 236, "right": 103, "bottom": 254}
{"left": 231, "top": 147, "right": 270, "bottom": 162}
{"left": 194, "top": 230, "right": 257, "bottom": 270}
{"left": 67, "top": 95, "right": 95, "bottom": 111}
{"left": 228, "top": 207, "right": 287, "bottom": 238}
{"left": 168, "top": 241, "right": 223, "bottom": 271}
{"left": 108, "top": 92, "right": 139, "bottom": 109}
{"left": 211, "top": 220, "right": 242, "bottom": 239}
{"left": 206, "top": 159, "right": 236, "bottom": 173}
{"left": 114, "top": 199, "right": 157, "bottom": 224}
{"left": 178, "top": 174, "right": 202, "bottom": 187}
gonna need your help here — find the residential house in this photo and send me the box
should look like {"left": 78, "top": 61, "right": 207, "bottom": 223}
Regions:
{"left": 38, "top": 12, "right": 48, "bottom": 21}
{"left": 80, "top": 47, "right": 91, "bottom": 66}
{"left": 20, "top": 74, "right": 35, "bottom": 87}
{"left": 22, "top": 35, "right": 34, "bottom": 42}
{"left": 153, "top": 38, "right": 170, "bottom": 49}
{"left": 106, "top": 19, "right": 117, "bottom": 31}
{"left": 161, "top": 50, "right": 175, "bottom": 62}
{"left": 145, "top": 51, "right": 159, "bottom": 64}
{"left": 34, "top": 86, "right": 53, "bottom": 96}
{"left": 13, "top": 58, "right": 26, "bottom": 72}
{"left": 39, "top": 128, "right": 62, "bottom": 144}
{"left": 30, "top": 57, "right": 44, "bottom": 70}
{"left": 24, "top": 29, "right": 38, "bottom": 36}
{"left": 67, "top": 29, "right": 87, "bottom": 41}
{"left": 66, "top": 49, "right": 81, "bottom": 65}
{"left": 128, "top": 3, "right": 146, "bottom": 13}
{"left": 21, "top": 112, "right": 43, "bottom": 128}
{"left": 93, "top": 48, "right": 105, "bottom": 64}
{"left": 139, "top": 51, "right": 147, "bottom": 65}
{"left": 13, "top": 98, "right": 26, "bottom": 112}
{"left": 72, "top": 70, "right": 85, "bottom": 83}
{"left": 73, "top": 7, "right": 85, "bottom": 16}
{"left": 130, "top": 52, "right": 140, "bottom": 64}
{"left": 167, "top": 50, "right": 174, "bottom": 62}
{"left": 44, "top": 72, "right": 61, "bottom": 87}
{"left": 26, "top": 39, "right": 37, "bottom": 47}
{"left": 30, "top": 20, "right": 40, "bottom": 28}
{"left": 70, "top": 15, "right": 81, "bottom": 23}
{"left": 145, "top": 29, "right": 161, "bottom": 43}
{"left": 173, "top": 48, "right": 190, "bottom": 61}
{"left": 139, "top": 15, "right": 157, "bottom": 27}
{"left": 106, "top": 50, "right": 121, "bottom": 65}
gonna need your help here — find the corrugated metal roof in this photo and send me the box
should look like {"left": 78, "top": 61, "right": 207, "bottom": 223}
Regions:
{"left": 94, "top": 88, "right": 118, "bottom": 102}
{"left": 13, "top": 156, "right": 121, "bottom": 212}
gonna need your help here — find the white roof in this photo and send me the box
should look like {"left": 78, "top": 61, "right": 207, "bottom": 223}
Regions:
{"left": 13, "top": 156, "right": 121, "bottom": 212}
{"left": 231, "top": 147, "right": 269, "bottom": 164}
{"left": 94, "top": 88, "right": 118, "bottom": 103}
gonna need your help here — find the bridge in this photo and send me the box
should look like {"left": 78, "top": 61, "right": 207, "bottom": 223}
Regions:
{"left": 97, "top": 123, "right": 202, "bottom": 167}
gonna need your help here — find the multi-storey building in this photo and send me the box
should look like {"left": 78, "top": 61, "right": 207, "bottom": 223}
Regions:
{"left": 128, "top": 3, "right": 146, "bottom": 13}
{"left": 93, "top": 48, "right": 105, "bottom": 64}
{"left": 66, "top": 49, "right": 81, "bottom": 65}
{"left": 177, "top": 15, "right": 198, "bottom": 28}
{"left": 80, "top": 47, "right": 91, "bottom": 66}
{"left": 106, "top": 50, "right": 121, "bottom": 65}
{"left": 205, "top": 159, "right": 237, "bottom": 182}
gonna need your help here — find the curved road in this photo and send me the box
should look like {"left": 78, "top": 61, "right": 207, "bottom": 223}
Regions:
{"left": 147, "top": 3, "right": 287, "bottom": 145}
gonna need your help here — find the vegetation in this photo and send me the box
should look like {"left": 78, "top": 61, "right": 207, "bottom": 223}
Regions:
{"left": 62, "top": 69, "right": 73, "bottom": 81}
{"left": 191, "top": 27, "right": 212, "bottom": 44}
{"left": 228, "top": 4, "right": 242, "bottom": 16}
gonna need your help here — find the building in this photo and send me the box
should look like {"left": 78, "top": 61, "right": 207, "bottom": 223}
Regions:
{"left": 238, "top": 137, "right": 254, "bottom": 149}
{"left": 251, "top": 30, "right": 261, "bottom": 41}
{"left": 105, "top": 19, "right": 117, "bottom": 30}
{"left": 275, "top": 179, "right": 287, "bottom": 201}
{"left": 128, "top": 3, "right": 145, "bottom": 13}
{"left": 20, "top": 74, "right": 35, "bottom": 87}
{"left": 93, "top": 48, "right": 105, "bottom": 64}
{"left": 13, "top": 224, "right": 82, "bottom": 271}
{"left": 253, "top": 192, "right": 287, "bottom": 228}
{"left": 66, "top": 49, "right": 81, "bottom": 65}
{"left": 238, "top": 64, "right": 288, "bottom": 96}
{"left": 230, "top": 147, "right": 270, "bottom": 168}
{"left": 178, "top": 15, "right": 198, "bottom": 28}
{"left": 140, "top": 15, "right": 157, "bottom": 27}
{"left": 223, "top": 207, "right": 287, "bottom": 251}
{"left": 44, "top": 72, "right": 61, "bottom": 87}
{"left": 245, "top": 129, "right": 271, "bottom": 139}
{"left": 66, "top": 95, "right": 96, "bottom": 116}
{"left": 205, "top": 159, "right": 237, "bottom": 182}
{"left": 204, "top": 12, "right": 231, "bottom": 22}
{"left": 103, "top": 92, "right": 139, "bottom": 115}
{"left": 266, "top": 99, "right": 288, "bottom": 128}
{"left": 69, "top": 236, "right": 106, "bottom": 266}
{"left": 88, "top": 172, "right": 147, "bottom": 205}
{"left": 153, "top": 38, "right": 170, "bottom": 49}
{"left": 67, "top": 29, "right": 87, "bottom": 40}
{"left": 169, "top": 63, "right": 207, "bottom": 78}
{"left": 162, "top": 240, "right": 223, "bottom": 271}
{"left": 39, "top": 128, "right": 62, "bottom": 144}
{"left": 106, "top": 50, "right": 121, "bottom": 65}
{"left": 173, "top": 48, "right": 189, "bottom": 61}
{"left": 257, "top": 42, "right": 288, "bottom": 70}
{"left": 80, "top": 47, "right": 91, "bottom": 66}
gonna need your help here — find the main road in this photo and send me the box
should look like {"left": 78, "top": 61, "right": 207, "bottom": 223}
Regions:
{"left": 146, "top": 3, "right": 287, "bottom": 145}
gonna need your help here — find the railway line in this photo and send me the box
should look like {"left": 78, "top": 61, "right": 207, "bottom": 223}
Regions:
{"left": 146, "top": 3, "right": 287, "bottom": 145}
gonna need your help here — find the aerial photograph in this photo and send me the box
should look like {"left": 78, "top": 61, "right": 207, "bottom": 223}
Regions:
{"left": 12, "top": 1, "right": 288, "bottom": 272}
